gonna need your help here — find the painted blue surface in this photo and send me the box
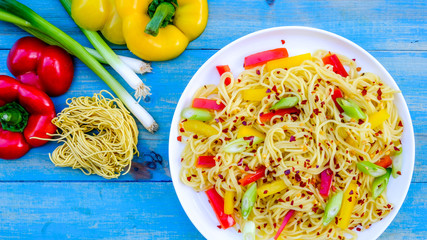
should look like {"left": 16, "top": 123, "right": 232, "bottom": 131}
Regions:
{"left": 0, "top": 0, "right": 425, "bottom": 239}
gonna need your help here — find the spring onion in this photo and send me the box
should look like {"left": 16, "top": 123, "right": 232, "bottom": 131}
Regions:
{"left": 392, "top": 155, "right": 402, "bottom": 178}
{"left": 0, "top": 0, "right": 158, "bottom": 132}
{"left": 323, "top": 191, "right": 344, "bottom": 226}
{"left": 60, "top": 0, "right": 150, "bottom": 100}
{"left": 336, "top": 98, "right": 367, "bottom": 120}
{"left": 372, "top": 168, "right": 392, "bottom": 199}
{"left": 270, "top": 96, "right": 299, "bottom": 110}
{"left": 223, "top": 137, "right": 263, "bottom": 153}
{"left": 243, "top": 221, "right": 256, "bottom": 240}
{"left": 357, "top": 161, "right": 387, "bottom": 177}
{"left": 241, "top": 183, "right": 257, "bottom": 219}
{"left": 181, "top": 107, "right": 213, "bottom": 121}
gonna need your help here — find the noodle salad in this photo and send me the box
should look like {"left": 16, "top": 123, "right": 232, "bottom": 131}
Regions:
{"left": 177, "top": 48, "right": 403, "bottom": 240}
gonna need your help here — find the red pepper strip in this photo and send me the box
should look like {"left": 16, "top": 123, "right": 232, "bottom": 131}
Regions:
{"left": 274, "top": 210, "right": 295, "bottom": 240}
{"left": 238, "top": 166, "right": 266, "bottom": 186}
{"left": 244, "top": 48, "right": 289, "bottom": 69}
{"left": 375, "top": 155, "right": 393, "bottom": 168}
{"left": 259, "top": 107, "right": 299, "bottom": 123}
{"left": 196, "top": 156, "right": 216, "bottom": 168}
{"left": 319, "top": 168, "right": 334, "bottom": 197}
{"left": 205, "top": 188, "right": 236, "bottom": 229}
{"left": 216, "top": 65, "right": 231, "bottom": 86}
{"left": 331, "top": 88, "right": 344, "bottom": 113}
{"left": 322, "top": 54, "right": 349, "bottom": 77}
{"left": 192, "top": 98, "right": 225, "bottom": 111}
{"left": 0, "top": 75, "right": 56, "bottom": 159}
{"left": 7, "top": 37, "right": 74, "bottom": 97}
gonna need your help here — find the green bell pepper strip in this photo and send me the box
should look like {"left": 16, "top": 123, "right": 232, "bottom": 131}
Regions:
{"left": 241, "top": 182, "right": 257, "bottom": 219}
{"left": 357, "top": 161, "right": 387, "bottom": 177}
{"left": 372, "top": 168, "right": 392, "bottom": 199}
{"left": 323, "top": 191, "right": 344, "bottom": 226}
{"left": 181, "top": 107, "right": 213, "bottom": 121}
{"left": 336, "top": 98, "right": 366, "bottom": 120}
{"left": 270, "top": 96, "right": 299, "bottom": 110}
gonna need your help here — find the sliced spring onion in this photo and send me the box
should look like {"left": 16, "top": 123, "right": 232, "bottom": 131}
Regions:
{"left": 357, "top": 161, "right": 387, "bottom": 177}
{"left": 392, "top": 156, "right": 402, "bottom": 178}
{"left": 243, "top": 221, "right": 256, "bottom": 240}
{"left": 372, "top": 168, "right": 392, "bottom": 199}
{"left": 181, "top": 107, "right": 213, "bottom": 121}
{"left": 270, "top": 96, "right": 299, "bottom": 110}
{"left": 241, "top": 183, "right": 257, "bottom": 219}
{"left": 323, "top": 191, "right": 344, "bottom": 226}
{"left": 223, "top": 137, "right": 263, "bottom": 153}
{"left": 0, "top": 0, "right": 158, "bottom": 132}
{"left": 336, "top": 98, "right": 366, "bottom": 120}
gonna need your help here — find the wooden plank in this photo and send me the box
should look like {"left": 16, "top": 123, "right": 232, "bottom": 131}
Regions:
{"left": 0, "top": 182, "right": 424, "bottom": 239}
{"left": 0, "top": 1, "right": 424, "bottom": 51}
{"left": 0, "top": 49, "right": 425, "bottom": 182}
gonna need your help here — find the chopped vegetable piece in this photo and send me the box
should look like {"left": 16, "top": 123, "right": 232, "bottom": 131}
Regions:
{"left": 236, "top": 126, "right": 265, "bottom": 141}
{"left": 182, "top": 120, "right": 219, "bottom": 137}
{"left": 337, "top": 182, "right": 358, "bottom": 229}
{"left": 322, "top": 53, "right": 349, "bottom": 77}
{"left": 205, "top": 188, "right": 236, "bottom": 229}
{"left": 357, "top": 161, "right": 387, "bottom": 177}
{"left": 257, "top": 179, "right": 286, "bottom": 198}
{"left": 266, "top": 53, "right": 312, "bottom": 72}
{"left": 243, "top": 221, "right": 256, "bottom": 240}
{"left": 216, "top": 65, "right": 231, "bottom": 76}
{"left": 241, "top": 183, "right": 257, "bottom": 219}
{"left": 223, "top": 138, "right": 249, "bottom": 153}
{"left": 274, "top": 210, "right": 295, "bottom": 240}
{"left": 242, "top": 88, "right": 269, "bottom": 102}
{"left": 336, "top": 98, "right": 366, "bottom": 120}
{"left": 270, "top": 96, "right": 299, "bottom": 110}
{"left": 372, "top": 168, "right": 392, "bottom": 199}
{"left": 224, "top": 190, "right": 234, "bottom": 215}
{"left": 239, "top": 166, "right": 266, "bottom": 186}
{"left": 196, "top": 156, "right": 216, "bottom": 168}
{"left": 392, "top": 155, "right": 402, "bottom": 178}
{"left": 259, "top": 107, "right": 299, "bottom": 123}
{"left": 244, "top": 48, "right": 289, "bottom": 69}
{"left": 375, "top": 155, "right": 393, "bottom": 169}
{"left": 181, "top": 107, "right": 213, "bottom": 121}
{"left": 331, "top": 88, "right": 344, "bottom": 112}
{"left": 323, "top": 191, "right": 344, "bottom": 226}
{"left": 192, "top": 98, "right": 225, "bottom": 110}
{"left": 368, "top": 109, "right": 390, "bottom": 129}
{"left": 319, "top": 168, "right": 333, "bottom": 197}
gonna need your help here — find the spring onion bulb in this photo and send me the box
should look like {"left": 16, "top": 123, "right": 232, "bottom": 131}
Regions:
{"left": 0, "top": 0, "right": 158, "bottom": 133}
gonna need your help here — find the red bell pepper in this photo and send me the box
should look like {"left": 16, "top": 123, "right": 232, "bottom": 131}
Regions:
{"left": 7, "top": 36, "right": 74, "bottom": 97}
{"left": 375, "top": 155, "right": 392, "bottom": 168}
{"left": 322, "top": 53, "right": 349, "bottom": 77}
{"left": 216, "top": 65, "right": 231, "bottom": 86}
{"left": 192, "top": 98, "right": 225, "bottom": 111}
{"left": 239, "top": 166, "right": 266, "bottom": 186}
{"left": 205, "top": 187, "right": 236, "bottom": 229}
{"left": 319, "top": 168, "right": 334, "bottom": 197}
{"left": 0, "top": 75, "right": 56, "bottom": 159}
{"left": 244, "top": 48, "right": 289, "bottom": 69}
{"left": 196, "top": 156, "right": 216, "bottom": 168}
{"left": 331, "top": 88, "right": 344, "bottom": 113}
{"left": 259, "top": 107, "right": 299, "bottom": 123}
{"left": 274, "top": 209, "right": 295, "bottom": 240}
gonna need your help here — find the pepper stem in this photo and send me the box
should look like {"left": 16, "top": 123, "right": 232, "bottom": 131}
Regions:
{"left": 0, "top": 102, "right": 29, "bottom": 132}
{"left": 144, "top": 2, "right": 176, "bottom": 37}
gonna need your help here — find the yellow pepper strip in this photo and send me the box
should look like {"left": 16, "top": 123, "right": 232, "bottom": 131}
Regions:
{"left": 337, "top": 182, "right": 358, "bottom": 229}
{"left": 236, "top": 126, "right": 265, "bottom": 140}
{"left": 266, "top": 53, "right": 312, "bottom": 72}
{"left": 224, "top": 190, "right": 234, "bottom": 215}
{"left": 182, "top": 120, "right": 218, "bottom": 137}
{"left": 257, "top": 179, "right": 287, "bottom": 198}
{"left": 368, "top": 109, "right": 390, "bottom": 129}
{"left": 242, "top": 88, "right": 269, "bottom": 102}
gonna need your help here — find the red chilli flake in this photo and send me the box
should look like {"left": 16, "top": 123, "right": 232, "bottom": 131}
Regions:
{"left": 179, "top": 128, "right": 185, "bottom": 133}
{"left": 256, "top": 70, "right": 261, "bottom": 75}
{"left": 278, "top": 199, "right": 285, "bottom": 203}
{"left": 224, "top": 77, "right": 231, "bottom": 86}
{"left": 272, "top": 85, "right": 278, "bottom": 93}
{"left": 218, "top": 174, "right": 224, "bottom": 180}
{"left": 398, "top": 121, "right": 403, "bottom": 127}
{"left": 187, "top": 176, "right": 191, "bottom": 181}
{"left": 237, "top": 158, "right": 243, "bottom": 166}
{"left": 177, "top": 136, "right": 182, "bottom": 142}
{"left": 284, "top": 169, "right": 291, "bottom": 175}
{"left": 377, "top": 88, "right": 383, "bottom": 100}
{"left": 290, "top": 200, "right": 294, "bottom": 205}
{"left": 290, "top": 136, "right": 296, "bottom": 142}
{"left": 299, "top": 204, "right": 303, "bottom": 209}
{"left": 362, "top": 88, "right": 367, "bottom": 96}
{"left": 295, "top": 173, "right": 301, "bottom": 182}
{"left": 281, "top": 39, "right": 285, "bottom": 44}
{"left": 301, "top": 100, "right": 307, "bottom": 105}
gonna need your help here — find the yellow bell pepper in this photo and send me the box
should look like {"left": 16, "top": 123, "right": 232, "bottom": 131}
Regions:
{"left": 236, "top": 126, "right": 265, "bottom": 140}
{"left": 257, "top": 179, "right": 287, "bottom": 198}
{"left": 368, "top": 109, "right": 390, "bottom": 129}
{"left": 71, "top": 0, "right": 208, "bottom": 61}
{"left": 224, "top": 190, "right": 234, "bottom": 215}
{"left": 242, "top": 88, "right": 269, "bottom": 102}
{"left": 337, "top": 181, "right": 358, "bottom": 229}
{"left": 182, "top": 120, "right": 218, "bottom": 137}
{"left": 266, "top": 53, "right": 312, "bottom": 72}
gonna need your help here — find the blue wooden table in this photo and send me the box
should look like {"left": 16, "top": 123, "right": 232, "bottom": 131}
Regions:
{"left": 0, "top": 1, "right": 425, "bottom": 239}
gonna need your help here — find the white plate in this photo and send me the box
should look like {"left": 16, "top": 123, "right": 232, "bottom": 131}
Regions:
{"left": 168, "top": 26, "right": 415, "bottom": 240}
